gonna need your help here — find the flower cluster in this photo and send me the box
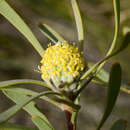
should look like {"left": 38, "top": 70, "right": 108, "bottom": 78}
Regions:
{"left": 40, "top": 42, "right": 85, "bottom": 88}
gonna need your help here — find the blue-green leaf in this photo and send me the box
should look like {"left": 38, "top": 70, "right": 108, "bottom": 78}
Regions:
{"left": 97, "top": 63, "right": 122, "bottom": 130}
{"left": 0, "top": 0, "right": 44, "bottom": 56}
{"left": 110, "top": 119, "right": 127, "bottom": 130}
{"left": 39, "top": 24, "right": 65, "bottom": 44}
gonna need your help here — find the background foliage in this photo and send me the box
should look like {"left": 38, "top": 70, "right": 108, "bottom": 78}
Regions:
{"left": 0, "top": 0, "right": 130, "bottom": 129}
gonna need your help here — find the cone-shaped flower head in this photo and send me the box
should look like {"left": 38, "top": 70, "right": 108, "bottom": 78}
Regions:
{"left": 40, "top": 42, "right": 85, "bottom": 88}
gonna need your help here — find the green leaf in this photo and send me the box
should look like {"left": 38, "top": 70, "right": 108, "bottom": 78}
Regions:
{"left": 0, "top": 122, "right": 37, "bottom": 130}
{"left": 71, "top": 111, "right": 78, "bottom": 129}
{"left": 3, "top": 88, "right": 61, "bottom": 109}
{"left": 0, "top": 0, "right": 44, "bottom": 56}
{"left": 0, "top": 91, "right": 59, "bottom": 129}
{"left": 106, "top": 0, "right": 120, "bottom": 56}
{"left": 88, "top": 62, "right": 130, "bottom": 95}
{"left": 71, "top": 0, "right": 84, "bottom": 50}
{"left": 39, "top": 24, "right": 65, "bottom": 44}
{"left": 0, "top": 79, "right": 51, "bottom": 89}
{"left": 88, "top": 62, "right": 130, "bottom": 100}
{"left": 32, "top": 116, "right": 53, "bottom": 130}
{"left": 94, "top": 0, "right": 120, "bottom": 72}
{"left": 97, "top": 63, "right": 122, "bottom": 130}
{"left": 3, "top": 89, "right": 54, "bottom": 129}
{"left": 110, "top": 119, "right": 127, "bottom": 130}
{"left": 71, "top": 95, "right": 81, "bottom": 129}
{"left": 96, "top": 69, "right": 109, "bottom": 83}
{"left": 81, "top": 30, "right": 130, "bottom": 80}
{"left": 80, "top": 0, "right": 121, "bottom": 80}
{"left": 88, "top": 62, "right": 109, "bottom": 83}
{"left": 93, "top": 67, "right": 130, "bottom": 95}
{"left": 3, "top": 88, "right": 80, "bottom": 111}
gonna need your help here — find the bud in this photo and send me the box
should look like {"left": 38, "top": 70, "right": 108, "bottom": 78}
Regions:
{"left": 40, "top": 42, "right": 85, "bottom": 89}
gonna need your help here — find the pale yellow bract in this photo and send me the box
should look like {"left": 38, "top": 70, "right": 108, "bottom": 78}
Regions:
{"left": 40, "top": 42, "right": 85, "bottom": 86}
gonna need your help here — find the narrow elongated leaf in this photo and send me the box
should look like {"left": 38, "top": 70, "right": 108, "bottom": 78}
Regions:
{"left": 71, "top": 110, "right": 78, "bottom": 129}
{"left": 3, "top": 89, "right": 54, "bottom": 129}
{"left": 3, "top": 88, "right": 61, "bottom": 109}
{"left": 71, "top": 0, "right": 84, "bottom": 50}
{"left": 81, "top": 31, "right": 130, "bottom": 80}
{"left": 106, "top": 0, "right": 120, "bottom": 56}
{"left": 32, "top": 116, "right": 53, "bottom": 130}
{"left": 110, "top": 119, "right": 127, "bottom": 130}
{"left": 97, "top": 63, "right": 122, "bottom": 130}
{"left": 80, "top": 0, "right": 121, "bottom": 80}
{"left": 94, "top": 67, "right": 130, "bottom": 94}
{"left": 0, "top": 122, "right": 37, "bottom": 130}
{"left": 88, "top": 62, "right": 130, "bottom": 95}
{"left": 88, "top": 62, "right": 109, "bottom": 83}
{"left": 0, "top": 79, "right": 50, "bottom": 89}
{"left": 71, "top": 0, "right": 84, "bottom": 41}
{"left": 96, "top": 69, "right": 109, "bottom": 83}
{"left": 0, "top": 91, "right": 59, "bottom": 129}
{"left": 0, "top": 0, "right": 44, "bottom": 56}
{"left": 71, "top": 95, "right": 80, "bottom": 129}
{"left": 39, "top": 24, "right": 65, "bottom": 44}
{"left": 96, "top": 0, "right": 120, "bottom": 72}
{"left": 3, "top": 88, "right": 80, "bottom": 111}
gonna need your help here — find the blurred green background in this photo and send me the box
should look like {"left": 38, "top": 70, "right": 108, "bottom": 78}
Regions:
{"left": 0, "top": 0, "right": 130, "bottom": 130}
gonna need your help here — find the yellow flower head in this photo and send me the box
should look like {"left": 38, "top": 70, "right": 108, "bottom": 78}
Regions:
{"left": 40, "top": 42, "right": 85, "bottom": 87}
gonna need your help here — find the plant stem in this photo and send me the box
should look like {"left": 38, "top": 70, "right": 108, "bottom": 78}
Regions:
{"left": 64, "top": 110, "right": 76, "bottom": 130}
